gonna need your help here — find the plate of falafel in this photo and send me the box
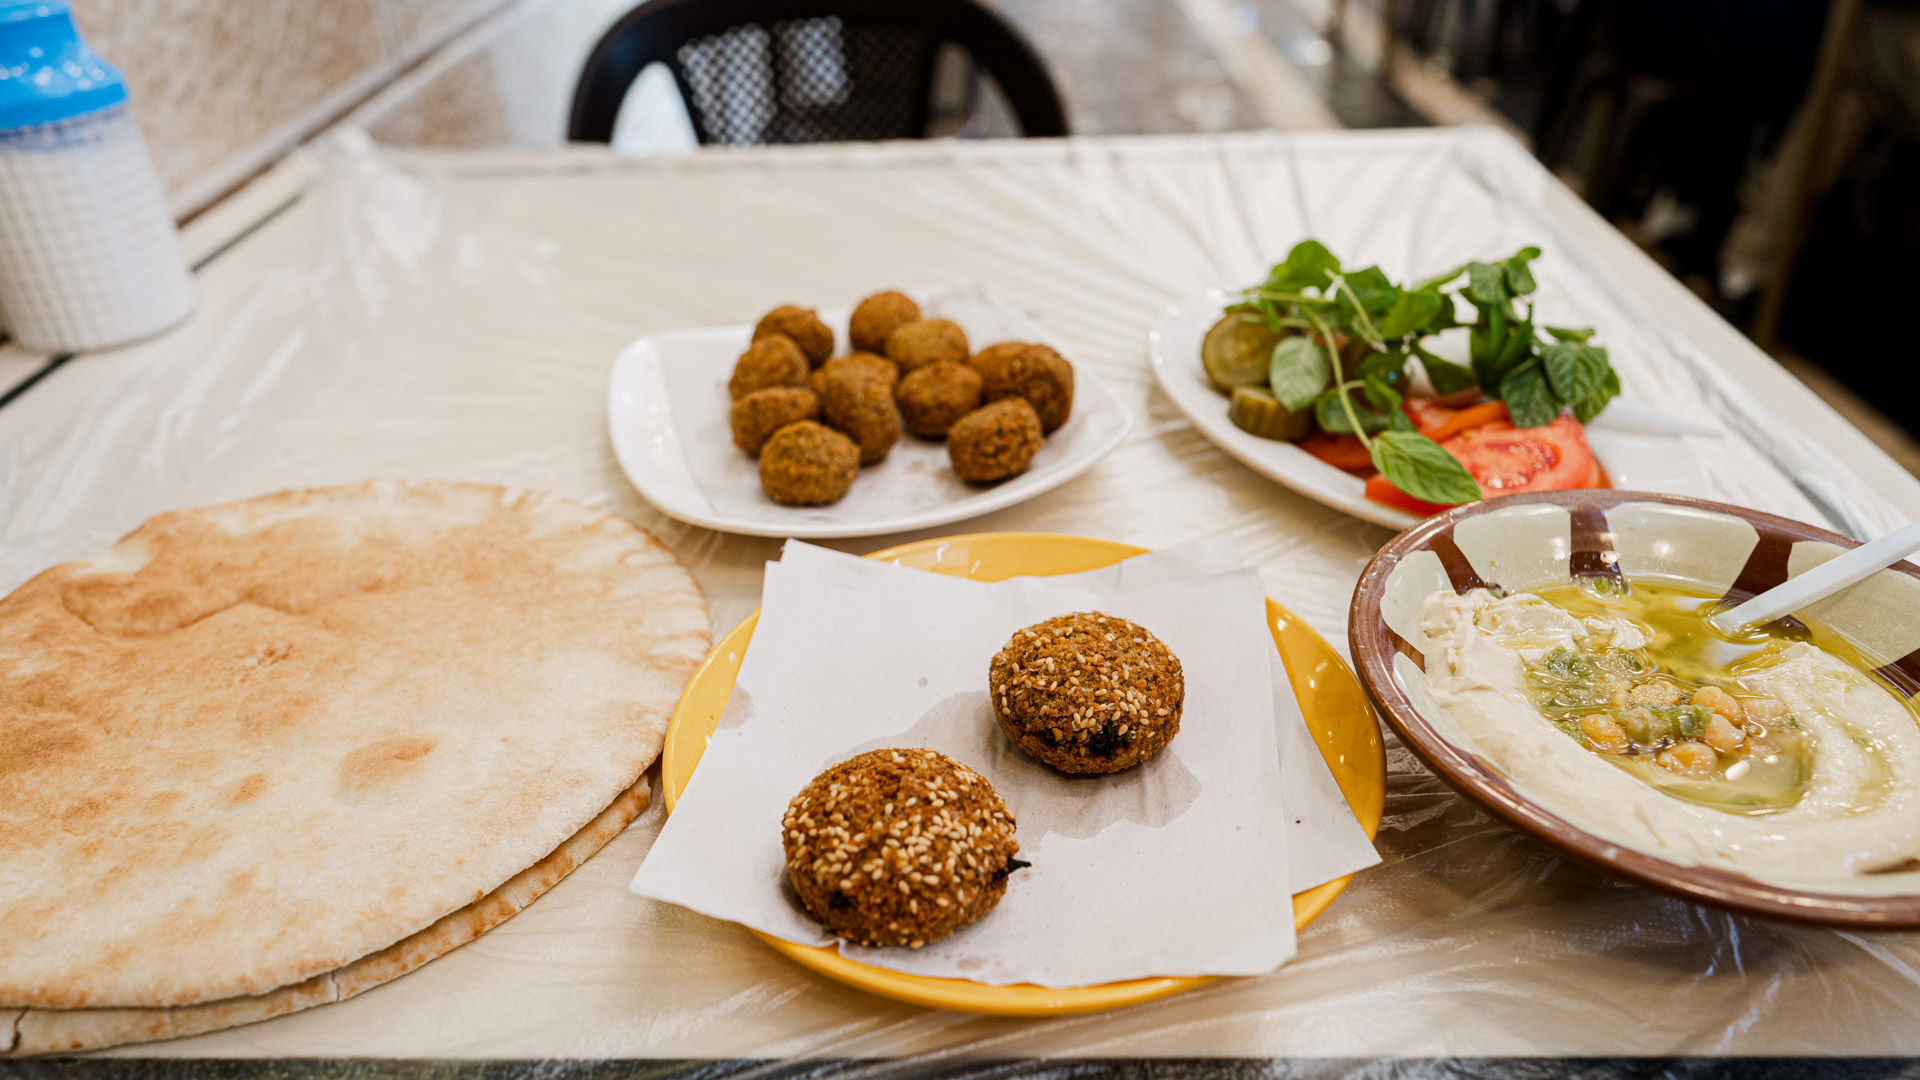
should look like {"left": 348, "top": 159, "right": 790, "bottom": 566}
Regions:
{"left": 630, "top": 535, "right": 1385, "bottom": 1012}
{"left": 606, "top": 282, "right": 1132, "bottom": 538}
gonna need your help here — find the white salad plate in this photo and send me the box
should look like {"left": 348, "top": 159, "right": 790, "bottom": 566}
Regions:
{"left": 609, "top": 283, "right": 1132, "bottom": 539}
{"left": 1147, "top": 289, "right": 1719, "bottom": 530}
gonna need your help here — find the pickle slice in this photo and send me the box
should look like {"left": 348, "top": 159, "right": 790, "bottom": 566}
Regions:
{"left": 1202, "top": 313, "right": 1286, "bottom": 392}
{"left": 1228, "top": 385, "right": 1313, "bottom": 441}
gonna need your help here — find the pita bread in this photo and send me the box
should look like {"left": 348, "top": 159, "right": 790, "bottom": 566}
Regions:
{"left": 5, "top": 777, "right": 651, "bottom": 1055}
{"left": 0, "top": 480, "right": 708, "bottom": 1009}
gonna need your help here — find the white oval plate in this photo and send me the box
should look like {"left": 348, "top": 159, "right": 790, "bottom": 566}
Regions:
{"left": 1146, "top": 290, "right": 1716, "bottom": 529}
{"left": 609, "top": 283, "right": 1132, "bottom": 539}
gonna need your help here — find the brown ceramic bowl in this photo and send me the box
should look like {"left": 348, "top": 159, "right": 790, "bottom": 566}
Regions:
{"left": 1350, "top": 489, "right": 1920, "bottom": 927}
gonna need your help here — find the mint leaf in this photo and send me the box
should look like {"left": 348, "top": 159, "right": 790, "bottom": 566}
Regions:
{"left": 1541, "top": 342, "right": 1609, "bottom": 404}
{"left": 1362, "top": 374, "right": 1403, "bottom": 416}
{"left": 1315, "top": 384, "right": 1393, "bottom": 434}
{"left": 1500, "top": 362, "right": 1562, "bottom": 427}
{"left": 1414, "top": 264, "right": 1467, "bottom": 292}
{"left": 1268, "top": 335, "right": 1332, "bottom": 412}
{"left": 1354, "top": 346, "right": 1409, "bottom": 383}
{"left": 1372, "top": 431, "right": 1482, "bottom": 506}
{"left": 1571, "top": 367, "right": 1621, "bottom": 423}
{"left": 1412, "top": 344, "right": 1478, "bottom": 395}
{"left": 1473, "top": 307, "right": 1536, "bottom": 392}
{"left": 1504, "top": 247, "right": 1542, "bottom": 296}
{"left": 1267, "top": 240, "right": 1341, "bottom": 293}
{"left": 1378, "top": 289, "right": 1444, "bottom": 339}
{"left": 1466, "top": 261, "right": 1509, "bottom": 308}
{"left": 1545, "top": 325, "right": 1595, "bottom": 343}
{"left": 1339, "top": 266, "right": 1398, "bottom": 319}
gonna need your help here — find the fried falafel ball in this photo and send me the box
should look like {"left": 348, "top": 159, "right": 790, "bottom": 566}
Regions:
{"left": 753, "top": 305, "right": 834, "bottom": 367}
{"left": 895, "top": 360, "right": 983, "bottom": 438}
{"left": 759, "top": 421, "right": 859, "bottom": 505}
{"left": 970, "top": 342, "right": 1075, "bottom": 433}
{"left": 731, "top": 386, "right": 820, "bottom": 455}
{"left": 819, "top": 369, "right": 901, "bottom": 465}
{"left": 947, "top": 398, "right": 1043, "bottom": 483}
{"left": 848, "top": 290, "right": 921, "bottom": 354}
{"left": 884, "top": 318, "right": 969, "bottom": 374}
{"left": 729, "top": 334, "right": 810, "bottom": 400}
{"left": 782, "top": 748, "right": 1024, "bottom": 949}
{"left": 990, "top": 612, "right": 1185, "bottom": 774}
{"left": 809, "top": 351, "right": 900, "bottom": 396}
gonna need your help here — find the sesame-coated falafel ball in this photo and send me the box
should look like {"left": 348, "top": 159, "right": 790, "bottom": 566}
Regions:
{"left": 782, "top": 748, "right": 1023, "bottom": 948}
{"left": 759, "top": 421, "right": 859, "bottom": 505}
{"left": 729, "top": 334, "right": 810, "bottom": 400}
{"left": 971, "top": 342, "right": 1075, "bottom": 433}
{"left": 731, "top": 386, "right": 820, "bottom": 454}
{"left": 809, "top": 352, "right": 899, "bottom": 396}
{"left": 990, "top": 612, "right": 1185, "bottom": 774}
{"left": 819, "top": 370, "right": 901, "bottom": 465}
{"left": 884, "top": 318, "right": 970, "bottom": 374}
{"left": 895, "top": 360, "right": 983, "bottom": 438}
{"left": 947, "top": 398, "right": 1043, "bottom": 483}
{"left": 754, "top": 305, "right": 834, "bottom": 367}
{"left": 848, "top": 290, "right": 921, "bottom": 354}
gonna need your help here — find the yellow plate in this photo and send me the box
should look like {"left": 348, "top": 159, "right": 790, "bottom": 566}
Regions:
{"left": 660, "top": 532, "right": 1386, "bottom": 1016}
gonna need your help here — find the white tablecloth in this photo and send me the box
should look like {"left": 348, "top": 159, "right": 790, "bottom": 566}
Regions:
{"left": 6, "top": 127, "right": 1920, "bottom": 1060}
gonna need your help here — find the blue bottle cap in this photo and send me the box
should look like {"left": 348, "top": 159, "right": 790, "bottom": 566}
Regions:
{"left": 0, "top": 2, "right": 126, "bottom": 131}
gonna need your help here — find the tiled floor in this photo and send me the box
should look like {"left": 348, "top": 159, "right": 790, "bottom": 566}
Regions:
{"left": 990, "top": 0, "right": 1266, "bottom": 134}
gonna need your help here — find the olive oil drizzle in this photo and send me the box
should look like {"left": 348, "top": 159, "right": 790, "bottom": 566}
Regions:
{"left": 1516, "top": 580, "right": 1911, "bottom": 816}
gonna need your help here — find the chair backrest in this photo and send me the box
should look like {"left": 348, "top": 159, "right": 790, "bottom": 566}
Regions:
{"left": 568, "top": 0, "right": 1068, "bottom": 145}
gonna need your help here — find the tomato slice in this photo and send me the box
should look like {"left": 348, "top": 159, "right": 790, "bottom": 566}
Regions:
{"left": 1422, "top": 400, "right": 1509, "bottom": 442}
{"left": 1400, "top": 398, "right": 1457, "bottom": 434}
{"left": 1399, "top": 398, "right": 1509, "bottom": 441}
{"left": 1299, "top": 432, "right": 1374, "bottom": 473}
{"left": 1450, "top": 415, "right": 1596, "bottom": 494}
{"left": 1311, "top": 400, "right": 1511, "bottom": 472}
{"left": 1364, "top": 413, "right": 1606, "bottom": 515}
{"left": 1364, "top": 472, "right": 1453, "bottom": 516}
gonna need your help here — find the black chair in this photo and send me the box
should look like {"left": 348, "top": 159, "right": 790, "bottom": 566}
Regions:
{"left": 568, "top": 0, "right": 1069, "bottom": 145}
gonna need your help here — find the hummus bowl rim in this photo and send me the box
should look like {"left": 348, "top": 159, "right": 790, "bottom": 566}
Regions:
{"left": 1350, "top": 488, "right": 1920, "bottom": 928}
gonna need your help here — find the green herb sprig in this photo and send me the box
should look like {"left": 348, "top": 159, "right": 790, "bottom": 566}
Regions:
{"left": 1228, "top": 240, "right": 1618, "bottom": 507}
{"left": 1440, "top": 246, "right": 1620, "bottom": 426}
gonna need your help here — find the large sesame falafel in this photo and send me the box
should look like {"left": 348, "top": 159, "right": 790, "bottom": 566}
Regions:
{"left": 848, "top": 290, "right": 921, "bottom": 354}
{"left": 753, "top": 305, "right": 834, "bottom": 366}
{"left": 971, "top": 342, "right": 1075, "bottom": 433}
{"left": 819, "top": 370, "right": 902, "bottom": 465}
{"left": 782, "top": 748, "right": 1023, "bottom": 948}
{"left": 947, "top": 398, "right": 1043, "bottom": 483}
{"left": 895, "top": 360, "right": 983, "bottom": 438}
{"left": 731, "top": 386, "right": 820, "bottom": 454}
{"left": 990, "top": 612, "right": 1185, "bottom": 774}
{"left": 759, "top": 421, "right": 859, "bottom": 505}
{"left": 885, "top": 318, "right": 970, "bottom": 374}
{"left": 729, "top": 334, "right": 810, "bottom": 400}
{"left": 809, "top": 352, "right": 899, "bottom": 396}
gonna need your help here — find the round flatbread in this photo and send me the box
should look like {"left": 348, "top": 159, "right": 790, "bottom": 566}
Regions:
{"left": 5, "top": 778, "right": 653, "bottom": 1056}
{"left": 0, "top": 480, "right": 709, "bottom": 1009}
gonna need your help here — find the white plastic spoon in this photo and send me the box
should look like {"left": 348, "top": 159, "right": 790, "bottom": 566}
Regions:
{"left": 1709, "top": 520, "right": 1920, "bottom": 635}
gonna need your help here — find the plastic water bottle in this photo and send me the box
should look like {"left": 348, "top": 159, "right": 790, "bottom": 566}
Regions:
{"left": 0, "top": 2, "right": 190, "bottom": 352}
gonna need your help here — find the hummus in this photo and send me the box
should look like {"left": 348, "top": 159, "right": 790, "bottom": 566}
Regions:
{"left": 1420, "top": 587, "right": 1920, "bottom": 882}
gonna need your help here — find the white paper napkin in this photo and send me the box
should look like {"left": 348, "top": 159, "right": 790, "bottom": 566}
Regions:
{"left": 631, "top": 540, "right": 1378, "bottom": 987}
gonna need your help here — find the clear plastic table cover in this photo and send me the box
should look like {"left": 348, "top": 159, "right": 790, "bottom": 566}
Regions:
{"left": 7, "top": 127, "right": 1920, "bottom": 1061}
